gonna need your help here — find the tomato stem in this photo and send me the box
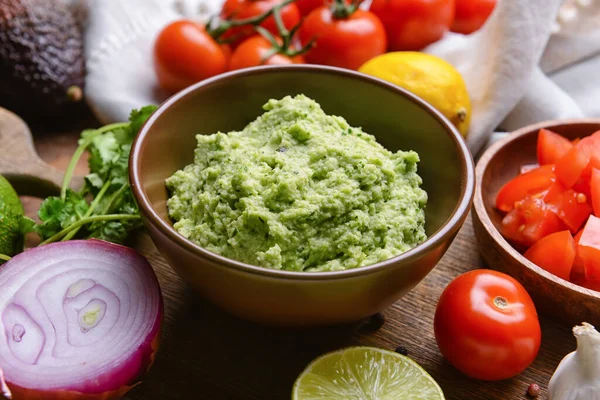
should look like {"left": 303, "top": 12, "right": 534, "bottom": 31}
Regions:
{"left": 254, "top": 10, "right": 314, "bottom": 63}
{"left": 331, "top": 0, "right": 362, "bottom": 19}
{"left": 208, "top": 0, "right": 297, "bottom": 41}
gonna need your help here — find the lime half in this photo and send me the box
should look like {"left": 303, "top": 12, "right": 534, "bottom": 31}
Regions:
{"left": 292, "top": 347, "right": 445, "bottom": 400}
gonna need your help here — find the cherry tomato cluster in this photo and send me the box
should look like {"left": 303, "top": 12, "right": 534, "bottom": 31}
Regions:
{"left": 153, "top": 0, "right": 497, "bottom": 93}
{"left": 496, "top": 128, "right": 600, "bottom": 291}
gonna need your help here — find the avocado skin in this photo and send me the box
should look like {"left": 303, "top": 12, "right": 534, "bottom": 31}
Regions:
{"left": 0, "top": 0, "right": 85, "bottom": 118}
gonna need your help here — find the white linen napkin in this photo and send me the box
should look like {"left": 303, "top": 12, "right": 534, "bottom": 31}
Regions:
{"left": 80, "top": 0, "right": 600, "bottom": 155}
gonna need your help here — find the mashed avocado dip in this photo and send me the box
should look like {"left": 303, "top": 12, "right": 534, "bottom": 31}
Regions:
{"left": 166, "top": 95, "right": 427, "bottom": 272}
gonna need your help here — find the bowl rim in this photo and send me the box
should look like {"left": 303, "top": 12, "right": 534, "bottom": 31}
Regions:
{"left": 130, "top": 64, "right": 475, "bottom": 280}
{"left": 474, "top": 118, "right": 600, "bottom": 297}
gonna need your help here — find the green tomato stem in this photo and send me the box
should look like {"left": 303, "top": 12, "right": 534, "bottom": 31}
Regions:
{"left": 40, "top": 214, "right": 140, "bottom": 245}
{"left": 331, "top": 0, "right": 362, "bottom": 19}
{"left": 61, "top": 180, "right": 112, "bottom": 241}
{"left": 61, "top": 122, "right": 129, "bottom": 200}
{"left": 209, "top": 0, "right": 297, "bottom": 40}
{"left": 272, "top": 6, "right": 288, "bottom": 37}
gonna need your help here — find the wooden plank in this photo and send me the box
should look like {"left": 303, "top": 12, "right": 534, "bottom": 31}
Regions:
{"left": 14, "top": 128, "right": 574, "bottom": 400}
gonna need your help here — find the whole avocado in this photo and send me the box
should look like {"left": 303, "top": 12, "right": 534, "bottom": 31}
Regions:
{"left": 0, "top": 0, "right": 85, "bottom": 118}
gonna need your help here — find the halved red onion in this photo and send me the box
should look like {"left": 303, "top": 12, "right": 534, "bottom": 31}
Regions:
{"left": 0, "top": 240, "right": 163, "bottom": 400}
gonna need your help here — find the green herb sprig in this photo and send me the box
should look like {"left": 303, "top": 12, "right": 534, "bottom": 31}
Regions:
{"left": 32, "top": 106, "right": 157, "bottom": 245}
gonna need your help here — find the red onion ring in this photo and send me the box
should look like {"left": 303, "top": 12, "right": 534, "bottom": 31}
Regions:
{"left": 0, "top": 240, "right": 163, "bottom": 399}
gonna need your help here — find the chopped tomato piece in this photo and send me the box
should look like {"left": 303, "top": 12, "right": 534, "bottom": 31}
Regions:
{"left": 544, "top": 185, "right": 592, "bottom": 233}
{"left": 543, "top": 181, "right": 567, "bottom": 203}
{"left": 524, "top": 230, "right": 575, "bottom": 281}
{"left": 571, "top": 230, "right": 600, "bottom": 291}
{"left": 572, "top": 177, "right": 592, "bottom": 200}
{"left": 556, "top": 132, "right": 600, "bottom": 187}
{"left": 500, "top": 208, "right": 528, "bottom": 245}
{"left": 591, "top": 168, "right": 600, "bottom": 217}
{"left": 495, "top": 165, "right": 555, "bottom": 212}
{"left": 577, "top": 215, "right": 600, "bottom": 281}
{"left": 501, "top": 196, "right": 563, "bottom": 246}
{"left": 580, "top": 132, "right": 600, "bottom": 173}
{"left": 571, "top": 229, "right": 585, "bottom": 282}
{"left": 555, "top": 138, "right": 593, "bottom": 188}
{"left": 572, "top": 137, "right": 581, "bottom": 145}
{"left": 537, "top": 128, "right": 573, "bottom": 165}
{"left": 577, "top": 279, "right": 600, "bottom": 292}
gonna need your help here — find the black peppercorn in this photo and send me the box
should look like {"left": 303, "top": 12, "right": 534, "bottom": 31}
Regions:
{"left": 362, "top": 313, "right": 385, "bottom": 332}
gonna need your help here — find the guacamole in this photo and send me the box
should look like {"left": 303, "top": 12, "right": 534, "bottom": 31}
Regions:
{"left": 166, "top": 95, "right": 427, "bottom": 272}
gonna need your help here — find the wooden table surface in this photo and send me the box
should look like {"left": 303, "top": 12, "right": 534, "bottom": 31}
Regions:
{"left": 17, "top": 116, "right": 576, "bottom": 400}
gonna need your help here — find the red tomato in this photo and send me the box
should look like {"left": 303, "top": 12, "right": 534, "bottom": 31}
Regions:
{"left": 228, "top": 36, "right": 305, "bottom": 70}
{"left": 503, "top": 196, "right": 564, "bottom": 247}
{"left": 537, "top": 128, "right": 573, "bottom": 166}
{"left": 296, "top": 0, "right": 325, "bottom": 15}
{"left": 524, "top": 230, "right": 575, "bottom": 281}
{"left": 572, "top": 176, "right": 592, "bottom": 201}
{"left": 555, "top": 132, "right": 600, "bottom": 188}
{"left": 571, "top": 228, "right": 600, "bottom": 290}
{"left": 544, "top": 184, "right": 592, "bottom": 233}
{"left": 451, "top": 0, "right": 496, "bottom": 34}
{"left": 495, "top": 165, "right": 555, "bottom": 212}
{"left": 555, "top": 142, "right": 591, "bottom": 188}
{"left": 500, "top": 208, "right": 529, "bottom": 246}
{"left": 582, "top": 135, "right": 600, "bottom": 180}
{"left": 434, "top": 270, "right": 541, "bottom": 381}
{"left": 369, "top": 0, "right": 454, "bottom": 51}
{"left": 591, "top": 168, "right": 600, "bottom": 217}
{"left": 299, "top": 7, "right": 387, "bottom": 70}
{"left": 571, "top": 229, "right": 586, "bottom": 281}
{"left": 578, "top": 279, "right": 600, "bottom": 291}
{"left": 220, "top": 0, "right": 301, "bottom": 47}
{"left": 154, "top": 20, "right": 230, "bottom": 93}
{"left": 578, "top": 215, "right": 600, "bottom": 281}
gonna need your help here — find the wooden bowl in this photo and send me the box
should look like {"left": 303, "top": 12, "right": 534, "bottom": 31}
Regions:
{"left": 473, "top": 119, "right": 600, "bottom": 327}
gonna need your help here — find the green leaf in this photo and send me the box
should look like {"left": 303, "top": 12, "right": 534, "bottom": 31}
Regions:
{"left": 129, "top": 105, "right": 158, "bottom": 137}
{"left": 19, "top": 216, "right": 36, "bottom": 234}
{"left": 92, "top": 133, "right": 119, "bottom": 165}
{"left": 79, "top": 128, "right": 99, "bottom": 143}
{"left": 37, "top": 197, "right": 67, "bottom": 238}
{"left": 36, "top": 190, "right": 90, "bottom": 240}
{"left": 85, "top": 173, "right": 104, "bottom": 189}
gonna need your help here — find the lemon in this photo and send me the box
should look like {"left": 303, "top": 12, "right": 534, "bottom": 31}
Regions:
{"left": 292, "top": 347, "right": 445, "bottom": 400}
{"left": 359, "top": 52, "right": 471, "bottom": 137}
{"left": 0, "top": 175, "right": 24, "bottom": 258}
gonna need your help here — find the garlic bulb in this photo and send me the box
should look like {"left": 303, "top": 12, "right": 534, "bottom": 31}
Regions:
{"left": 548, "top": 322, "right": 600, "bottom": 400}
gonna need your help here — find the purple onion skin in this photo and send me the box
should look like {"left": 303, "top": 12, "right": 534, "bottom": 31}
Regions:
{"left": 0, "top": 239, "right": 164, "bottom": 400}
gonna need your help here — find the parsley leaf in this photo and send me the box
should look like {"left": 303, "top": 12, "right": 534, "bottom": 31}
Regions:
{"left": 36, "top": 190, "right": 89, "bottom": 240}
{"left": 35, "top": 105, "right": 157, "bottom": 245}
{"left": 129, "top": 105, "right": 158, "bottom": 137}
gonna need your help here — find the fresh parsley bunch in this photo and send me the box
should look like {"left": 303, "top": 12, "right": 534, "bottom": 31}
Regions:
{"left": 34, "top": 106, "right": 157, "bottom": 245}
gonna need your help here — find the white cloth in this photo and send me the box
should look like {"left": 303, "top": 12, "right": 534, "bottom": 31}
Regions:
{"left": 81, "top": 0, "right": 600, "bottom": 155}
